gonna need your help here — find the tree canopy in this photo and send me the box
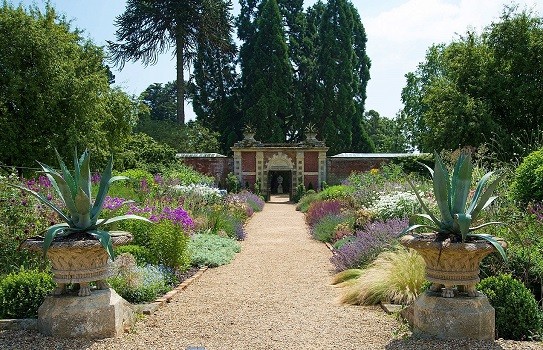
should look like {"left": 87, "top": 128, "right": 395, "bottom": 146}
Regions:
{"left": 0, "top": 3, "right": 135, "bottom": 170}
{"left": 400, "top": 7, "right": 543, "bottom": 160}
{"left": 108, "top": 0, "right": 234, "bottom": 125}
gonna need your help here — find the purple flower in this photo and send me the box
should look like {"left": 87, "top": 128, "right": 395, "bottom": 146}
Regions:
{"left": 528, "top": 202, "right": 543, "bottom": 222}
{"left": 38, "top": 175, "right": 51, "bottom": 188}
{"left": 306, "top": 200, "right": 344, "bottom": 227}
{"left": 91, "top": 173, "right": 101, "bottom": 185}
{"left": 153, "top": 174, "right": 164, "bottom": 185}
{"left": 330, "top": 217, "right": 408, "bottom": 271}
{"left": 102, "top": 196, "right": 127, "bottom": 211}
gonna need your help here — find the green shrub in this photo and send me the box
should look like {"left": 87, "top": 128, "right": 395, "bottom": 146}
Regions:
{"left": 311, "top": 214, "right": 345, "bottom": 243}
{"left": 292, "top": 183, "right": 306, "bottom": 203}
{"left": 117, "top": 220, "right": 153, "bottom": 247}
{"left": 296, "top": 190, "right": 318, "bottom": 212}
{"left": 226, "top": 172, "right": 241, "bottom": 193}
{"left": 114, "top": 245, "right": 152, "bottom": 266}
{"left": 318, "top": 185, "right": 354, "bottom": 201}
{"left": 163, "top": 162, "right": 214, "bottom": 186}
{"left": 0, "top": 269, "right": 55, "bottom": 318}
{"left": 148, "top": 221, "right": 191, "bottom": 271}
{"left": 188, "top": 234, "right": 241, "bottom": 267}
{"left": 116, "top": 133, "right": 177, "bottom": 173}
{"left": 511, "top": 148, "right": 543, "bottom": 205}
{"left": 478, "top": 274, "right": 543, "bottom": 340}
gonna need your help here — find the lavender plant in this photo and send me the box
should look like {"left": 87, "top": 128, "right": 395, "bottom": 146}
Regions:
{"left": 331, "top": 218, "right": 408, "bottom": 271}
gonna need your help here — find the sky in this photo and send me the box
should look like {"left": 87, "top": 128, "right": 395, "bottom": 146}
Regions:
{"left": 13, "top": 0, "right": 543, "bottom": 121}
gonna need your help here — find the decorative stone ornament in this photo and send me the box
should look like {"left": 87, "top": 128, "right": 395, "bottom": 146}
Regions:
{"left": 401, "top": 233, "right": 506, "bottom": 298}
{"left": 22, "top": 231, "right": 133, "bottom": 297}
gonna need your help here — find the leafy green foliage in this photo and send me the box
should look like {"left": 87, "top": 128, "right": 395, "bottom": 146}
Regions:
{"left": 0, "top": 269, "right": 55, "bottom": 318}
{"left": 163, "top": 163, "right": 215, "bottom": 186}
{"left": 510, "top": 148, "right": 543, "bottom": 206}
{"left": 0, "top": 3, "right": 135, "bottom": 169}
{"left": 147, "top": 221, "right": 191, "bottom": 271}
{"left": 318, "top": 185, "right": 355, "bottom": 201}
{"left": 400, "top": 7, "right": 543, "bottom": 159}
{"left": 226, "top": 173, "right": 241, "bottom": 193}
{"left": 241, "top": 0, "right": 292, "bottom": 143}
{"left": 364, "top": 110, "right": 407, "bottom": 152}
{"left": 140, "top": 82, "right": 177, "bottom": 122}
{"left": 115, "top": 133, "right": 177, "bottom": 173}
{"left": 136, "top": 118, "right": 221, "bottom": 154}
{"left": 292, "top": 183, "right": 306, "bottom": 203}
{"left": 188, "top": 26, "right": 240, "bottom": 154}
{"left": 296, "top": 190, "right": 318, "bottom": 213}
{"left": 114, "top": 245, "right": 152, "bottom": 266}
{"left": 188, "top": 233, "right": 241, "bottom": 267}
{"left": 478, "top": 274, "right": 543, "bottom": 340}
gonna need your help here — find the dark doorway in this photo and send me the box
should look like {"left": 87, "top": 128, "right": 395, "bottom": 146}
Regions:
{"left": 269, "top": 171, "right": 291, "bottom": 195}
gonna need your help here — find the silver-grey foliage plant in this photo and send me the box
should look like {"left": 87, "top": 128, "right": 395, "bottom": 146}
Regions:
{"left": 9, "top": 150, "right": 150, "bottom": 259}
{"left": 403, "top": 152, "right": 507, "bottom": 261}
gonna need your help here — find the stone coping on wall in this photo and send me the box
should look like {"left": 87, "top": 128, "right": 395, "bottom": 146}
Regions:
{"left": 330, "top": 152, "right": 429, "bottom": 158}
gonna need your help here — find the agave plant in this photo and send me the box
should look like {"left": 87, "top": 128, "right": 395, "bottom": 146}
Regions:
{"left": 9, "top": 150, "right": 150, "bottom": 259}
{"left": 403, "top": 152, "right": 506, "bottom": 260}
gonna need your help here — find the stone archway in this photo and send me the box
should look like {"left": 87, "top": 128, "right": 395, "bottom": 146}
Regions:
{"left": 265, "top": 153, "right": 294, "bottom": 199}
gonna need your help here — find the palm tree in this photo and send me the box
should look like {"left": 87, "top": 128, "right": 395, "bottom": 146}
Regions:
{"left": 108, "top": 0, "right": 233, "bottom": 125}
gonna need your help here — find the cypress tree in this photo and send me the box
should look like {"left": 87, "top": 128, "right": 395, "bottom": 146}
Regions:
{"left": 241, "top": 0, "right": 292, "bottom": 142}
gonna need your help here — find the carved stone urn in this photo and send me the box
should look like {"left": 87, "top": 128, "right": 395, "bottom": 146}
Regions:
{"left": 401, "top": 233, "right": 507, "bottom": 298}
{"left": 22, "top": 231, "right": 133, "bottom": 297}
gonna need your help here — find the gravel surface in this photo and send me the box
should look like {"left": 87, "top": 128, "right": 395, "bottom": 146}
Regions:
{"left": 1, "top": 195, "right": 543, "bottom": 349}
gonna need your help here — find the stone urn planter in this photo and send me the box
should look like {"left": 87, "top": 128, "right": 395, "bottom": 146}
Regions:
{"left": 401, "top": 233, "right": 507, "bottom": 298}
{"left": 22, "top": 231, "right": 133, "bottom": 297}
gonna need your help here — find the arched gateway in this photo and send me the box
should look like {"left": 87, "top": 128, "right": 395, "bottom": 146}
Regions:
{"left": 231, "top": 133, "right": 328, "bottom": 200}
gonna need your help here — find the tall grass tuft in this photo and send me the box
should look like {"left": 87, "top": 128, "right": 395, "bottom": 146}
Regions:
{"left": 334, "top": 247, "right": 426, "bottom": 306}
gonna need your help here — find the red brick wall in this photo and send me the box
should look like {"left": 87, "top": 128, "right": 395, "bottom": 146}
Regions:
{"left": 304, "top": 152, "right": 318, "bottom": 172}
{"left": 327, "top": 158, "right": 391, "bottom": 184}
{"left": 180, "top": 158, "right": 233, "bottom": 187}
{"left": 242, "top": 152, "right": 256, "bottom": 172}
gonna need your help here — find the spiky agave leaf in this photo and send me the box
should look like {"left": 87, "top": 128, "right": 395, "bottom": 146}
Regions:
{"left": 432, "top": 152, "right": 453, "bottom": 224}
{"left": 467, "top": 233, "right": 508, "bottom": 263}
{"left": 7, "top": 184, "right": 72, "bottom": 224}
{"left": 88, "top": 229, "right": 114, "bottom": 260}
{"left": 43, "top": 223, "right": 70, "bottom": 257}
{"left": 407, "top": 179, "right": 441, "bottom": 225}
{"left": 469, "top": 172, "right": 506, "bottom": 221}
{"left": 78, "top": 150, "right": 92, "bottom": 198}
{"left": 450, "top": 153, "right": 472, "bottom": 214}
{"left": 37, "top": 162, "right": 78, "bottom": 216}
{"left": 96, "top": 214, "right": 151, "bottom": 227}
{"left": 54, "top": 149, "right": 77, "bottom": 198}
{"left": 454, "top": 213, "right": 472, "bottom": 241}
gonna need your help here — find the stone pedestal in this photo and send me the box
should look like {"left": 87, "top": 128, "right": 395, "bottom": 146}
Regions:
{"left": 38, "top": 288, "right": 134, "bottom": 339}
{"left": 413, "top": 291, "right": 495, "bottom": 340}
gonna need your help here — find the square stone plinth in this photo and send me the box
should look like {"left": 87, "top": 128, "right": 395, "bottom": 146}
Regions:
{"left": 38, "top": 288, "right": 134, "bottom": 339}
{"left": 413, "top": 291, "right": 495, "bottom": 340}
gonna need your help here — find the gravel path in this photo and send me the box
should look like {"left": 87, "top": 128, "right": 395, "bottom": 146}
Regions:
{"left": 2, "top": 195, "right": 543, "bottom": 349}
